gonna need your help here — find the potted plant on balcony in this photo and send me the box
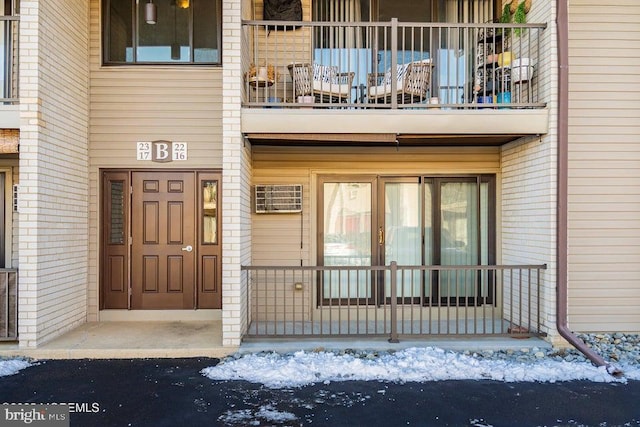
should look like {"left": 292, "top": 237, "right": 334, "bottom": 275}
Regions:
{"left": 500, "top": 0, "right": 533, "bottom": 88}
{"left": 501, "top": 0, "right": 531, "bottom": 36}
{"left": 513, "top": 1, "right": 528, "bottom": 36}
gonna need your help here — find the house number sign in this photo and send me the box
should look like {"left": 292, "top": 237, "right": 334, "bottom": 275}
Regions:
{"left": 136, "top": 141, "right": 188, "bottom": 162}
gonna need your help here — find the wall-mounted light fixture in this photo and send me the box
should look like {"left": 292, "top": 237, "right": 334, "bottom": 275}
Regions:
{"left": 145, "top": 0, "right": 157, "bottom": 24}
{"left": 177, "top": 0, "right": 189, "bottom": 8}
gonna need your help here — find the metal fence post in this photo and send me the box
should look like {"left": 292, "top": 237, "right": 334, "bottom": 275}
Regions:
{"left": 390, "top": 18, "right": 398, "bottom": 109}
{"left": 388, "top": 261, "right": 399, "bottom": 343}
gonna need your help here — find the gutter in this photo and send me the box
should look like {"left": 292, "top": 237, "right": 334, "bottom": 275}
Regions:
{"left": 555, "top": 0, "right": 619, "bottom": 375}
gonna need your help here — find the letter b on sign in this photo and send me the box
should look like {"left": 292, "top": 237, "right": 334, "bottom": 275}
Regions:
{"left": 152, "top": 141, "right": 171, "bottom": 163}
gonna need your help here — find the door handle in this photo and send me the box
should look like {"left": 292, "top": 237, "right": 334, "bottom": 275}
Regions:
{"left": 181, "top": 245, "right": 193, "bottom": 252}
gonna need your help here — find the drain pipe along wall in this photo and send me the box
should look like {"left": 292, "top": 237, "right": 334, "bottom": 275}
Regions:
{"left": 555, "top": 0, "right": 617, "bottom": 374}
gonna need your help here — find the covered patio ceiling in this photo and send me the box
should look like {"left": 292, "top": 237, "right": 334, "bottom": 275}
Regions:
{"left": 241, "top": 108, "right": 548, "bottom": 147}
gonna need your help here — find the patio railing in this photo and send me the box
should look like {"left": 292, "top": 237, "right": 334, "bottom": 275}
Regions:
{"left": 242, "top": 263, "right": 547, "bottom": 341}
{"left": 242, "top": 19, "right": 546, "bottom": 110}
{"left": 0, "top": 269, "right": 18, "bottom": 341}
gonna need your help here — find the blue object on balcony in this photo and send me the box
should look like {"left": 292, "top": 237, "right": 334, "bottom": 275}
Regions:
{"left": 267, "top": 97, "right": 282, "bottom": 108}
{"left": 497, "top": 91, "right": 511, "bottom": 109}
{"left": 438, "top": 49, "right": 466, "bottom": 106}
{"left": 497, "top": 92, "right": 511, "bottom": 103}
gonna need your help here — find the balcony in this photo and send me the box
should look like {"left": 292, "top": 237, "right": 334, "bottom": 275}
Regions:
{"left": 241, "top": 20, "right": 548, "bottom": 146}
{"left": 242, "top": 263, "right": 547, "bottom": 341}
{"left": 0, "top": 15, "right": 19, "bottom": 129}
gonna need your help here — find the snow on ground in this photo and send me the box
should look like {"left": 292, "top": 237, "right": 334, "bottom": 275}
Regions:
{"left": 201, "top": 347, "right": 640, "bottom": 389}
{"left": 219, "top": 405, "right": 298, "bottom": 426}
{"left": 0, "top": 359, "right": 30, "bottom": 377}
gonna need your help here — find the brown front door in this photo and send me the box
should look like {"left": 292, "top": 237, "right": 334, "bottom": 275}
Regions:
{"left": 131, "top": 171, "right": 195, "bottom": 309}
{"left": 101, "top": 170, "right": 222, "bottom": 310}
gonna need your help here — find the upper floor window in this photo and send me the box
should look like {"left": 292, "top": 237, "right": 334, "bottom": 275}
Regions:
{"left": 1, "top": 0, "right": 19, "bottom": 102}
{"left": 103, "top": 0, "right": 221, "bottom": 65}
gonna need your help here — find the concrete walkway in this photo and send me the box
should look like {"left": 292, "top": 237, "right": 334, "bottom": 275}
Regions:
{"left": 0, "top": 321, "right": 235, "bottom": 360}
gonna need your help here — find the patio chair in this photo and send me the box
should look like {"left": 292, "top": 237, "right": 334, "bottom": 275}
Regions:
{"left": 287, "top": 63, "right": 355, "bottom": 103}
{"left": 367, "top": 59, "right": 433, "bottom": 105}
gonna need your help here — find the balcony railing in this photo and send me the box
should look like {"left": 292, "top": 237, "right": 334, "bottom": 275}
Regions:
{"left": 242, "top": 263, "right": 547, "bottom": 341}
{"left": 242, "top": 20, "right": 546, "bottom": 110}
{"left": 0, "top": 16, "right": 18, "bottom": 104}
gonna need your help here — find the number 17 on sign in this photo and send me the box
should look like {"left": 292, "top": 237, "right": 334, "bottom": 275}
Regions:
{"left": 137, "top": 142, "right": 151, "bottom": 160}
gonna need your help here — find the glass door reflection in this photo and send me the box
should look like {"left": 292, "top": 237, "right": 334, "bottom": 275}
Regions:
{"left": 321, "top": 181, "right": 373, "bottom": 301}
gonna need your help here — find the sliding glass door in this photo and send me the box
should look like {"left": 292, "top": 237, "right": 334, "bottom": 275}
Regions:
{"left": 319, "top": 175, "right": 495, "bottom": 305}
{"left": 381, "top": 178, "right": 422, "bottom": 301}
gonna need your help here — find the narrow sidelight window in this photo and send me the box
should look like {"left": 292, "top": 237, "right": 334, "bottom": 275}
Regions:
{"left": 109, "top": 181, "right": 126, "bottom": 245}
{"left": 202, "top": 180, "right": 217, "bottom": 244}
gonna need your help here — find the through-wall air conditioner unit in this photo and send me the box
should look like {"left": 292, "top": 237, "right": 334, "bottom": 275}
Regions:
{"left": 255, "top": 184, "right": 302, "bottom": 214}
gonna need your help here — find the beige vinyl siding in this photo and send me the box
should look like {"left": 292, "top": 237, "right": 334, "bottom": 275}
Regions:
{"left": 252, "top": 171, "right": 311, "bottom": 266}
{"left": 88, "top": 0, "right": 223, "bottom": 169}
{"left": 567, "top": 0, "right": 640, "bottom": 332}
{"left": 252, "top": 146, "right": 500, "bottom": 267}
{"left": 90, "top": 78, "right": 223, "bottom": 167}
{"left": 87, "top": 0, "right": 224, "bottom": 320}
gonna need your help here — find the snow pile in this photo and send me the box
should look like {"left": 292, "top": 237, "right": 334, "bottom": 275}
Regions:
{"left": 202, "top": 347, "right": 640, "bottom": 389}
{"left": 0, "top": 359, "right": 30, "bottom": 377}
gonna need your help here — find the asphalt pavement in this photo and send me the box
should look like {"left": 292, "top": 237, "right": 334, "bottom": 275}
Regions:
{"left": 1, "top": 358, "right": 639, "bottom": 427}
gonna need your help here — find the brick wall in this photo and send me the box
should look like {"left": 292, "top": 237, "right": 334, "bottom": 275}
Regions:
{"left": 17, "top": 1, "right": 90, "bottom": 347}
{"left": 222, "top": 0, "right": 252, "bottom": 346}
{"left": 501, "top": 136, "right": 557, "bottom": 340}
{"left": 500, "top": 1, "right": 558, "bottom": 342}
